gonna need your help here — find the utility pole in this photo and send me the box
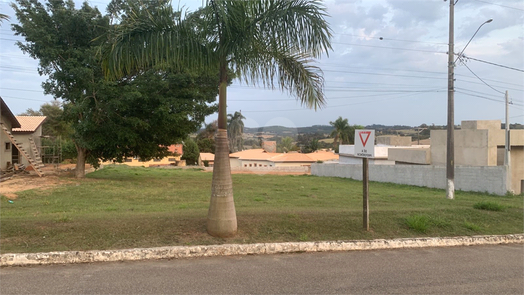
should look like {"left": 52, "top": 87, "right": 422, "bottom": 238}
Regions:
{"left": 505, "top": 90, "right": 510, "bottom": 166}
{"left": 446, "top": 0, "right": 455, "bottom": 200}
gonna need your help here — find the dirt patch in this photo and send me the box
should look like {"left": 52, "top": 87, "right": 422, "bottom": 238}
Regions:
{"left": 0, "top": 164, "right": 94, "bottom": 194}
{"left": 2, "top": 193, "right": 18, "bottom": 200}
{"left": 0, "top": 174, "right": 75, "bottom": 194}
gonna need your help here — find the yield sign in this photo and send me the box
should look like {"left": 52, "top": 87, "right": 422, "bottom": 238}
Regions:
{"left": 354, "top": 130, "right": 375, "bottom": 158}
{"left": 359, "top": 131, "right": 372, "bottom": 147}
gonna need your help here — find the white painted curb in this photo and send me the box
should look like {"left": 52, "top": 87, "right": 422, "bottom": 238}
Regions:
{"left": 2, "top": 234, "right": 523, "bottom": 267}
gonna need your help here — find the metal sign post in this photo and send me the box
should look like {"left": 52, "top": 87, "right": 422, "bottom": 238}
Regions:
{"left": 354, "top": 130, "right": 375, "bottom": 231}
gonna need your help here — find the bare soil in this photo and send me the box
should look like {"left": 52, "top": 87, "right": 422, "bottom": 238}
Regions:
{"left": 0, "top": 164, "right": 92, "bottom": 196}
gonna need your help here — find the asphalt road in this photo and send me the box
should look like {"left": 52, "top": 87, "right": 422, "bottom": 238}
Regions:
{"left": 1, "top": 244, "right": 523, "bottom": 294}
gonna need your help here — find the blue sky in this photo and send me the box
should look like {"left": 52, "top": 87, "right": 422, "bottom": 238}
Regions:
{"left": 1, "top": 0, "right": 523, "bottom": 129}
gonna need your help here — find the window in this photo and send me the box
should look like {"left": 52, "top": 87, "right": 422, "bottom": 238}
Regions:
{"left": 244, "top": 164, "right": 247, "bottom": 167}
{"left": 125, "top": 158, "right": 132, "bottom": 162}
{"left": 249, "top": 164, "right": 252, "bottom": 167}
{"left": 5, "top": 142, "right": 10, "bottom": 151}
{"left": 168, "top": 158, "right": 177, "bottom": 162}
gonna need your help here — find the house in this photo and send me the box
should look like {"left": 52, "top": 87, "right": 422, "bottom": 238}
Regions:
{"left": 1, "top": 97, "right": 21, "bottom": 171}
{"left": 199, "top": 152, "right": 215, "bottom": 167}
{"left": 102, "top": 144, "right": 184, "bottom": 167}
{"left": 12, "top": 116, "right": 47, "bottom": 167}
{"left": 229, "top": 149, "right": 338, "bottom": 171}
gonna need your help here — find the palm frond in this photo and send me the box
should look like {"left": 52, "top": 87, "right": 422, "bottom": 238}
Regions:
{"left": 103, "top": 3, "right": 216, "bottom": 79}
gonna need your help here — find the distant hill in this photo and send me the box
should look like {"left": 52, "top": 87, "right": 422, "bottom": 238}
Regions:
{"left": 244, "top": 125, "right": 334, "bottom": 136}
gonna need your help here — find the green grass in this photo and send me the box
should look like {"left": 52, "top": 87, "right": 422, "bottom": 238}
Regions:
{"left": 405, "top": 215, "right": 430, "bottom": 233}
{"left": 1, "top": 165, "right": 522, "bottom": 254}
{"left": 473, "top": 201, "right": 505, "bottom": 211}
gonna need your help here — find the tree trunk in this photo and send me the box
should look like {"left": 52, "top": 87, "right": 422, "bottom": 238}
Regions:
{"left": 75, "top": 143, "right": 87, "bottom": 178}
{"left": 207, "top": 61, "right": 237, "bottom": 237}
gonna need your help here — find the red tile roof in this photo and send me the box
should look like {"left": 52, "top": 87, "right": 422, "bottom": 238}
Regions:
{"left": 168, "top": 144, "right": 183, "bottom": 156}
{"left": 200, "top": 153, "right": 215, "bottom": 161}
{"left": 230, "top": 149, "right": 338, "bottom": 163}
{"left": 12, "top": 116, "right": 46, "bottom": 132}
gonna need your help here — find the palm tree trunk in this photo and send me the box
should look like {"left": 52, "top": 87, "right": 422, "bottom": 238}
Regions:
{"left": 207, "top": 62, "right": 237, "bottom": 237}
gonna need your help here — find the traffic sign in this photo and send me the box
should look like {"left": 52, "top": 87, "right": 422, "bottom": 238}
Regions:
{"left": 354, "top": 130, "right": 375, "bottom": 158}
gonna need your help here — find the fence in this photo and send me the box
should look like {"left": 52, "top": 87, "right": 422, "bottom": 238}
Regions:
{"left": 312, "top": 163, "right": 509, "bottom": 195}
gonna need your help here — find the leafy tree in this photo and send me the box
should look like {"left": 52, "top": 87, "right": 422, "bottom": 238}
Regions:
{"left": 278, "top": 136, "right": 296, "bottom": 153}
{"left": 196, "top": 121, "right": 218, "bottom": 153}
{"left": 302, "top": 138, "right": 319, "bottom": 153}
{"left": 12, "top": 0, "right": 218, "bottom": 177}
{"left": 197, "top": 138, "right": 215, "bottom": 154}
{"left": 227, "top": 111, "right": 245, "bottom": 153}
{"left": 20, "top": 101, "right": 71, "bottom": 138}
{"left": 104, "top": 0, "right": 332, "bottom": 237}
{"left": 181, "top": 138, "right": 200, "bottom": 165}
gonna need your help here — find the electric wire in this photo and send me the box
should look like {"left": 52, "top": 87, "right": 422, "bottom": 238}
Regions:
{"left": 462, "top": 55, "right": 524, "bottom": 73}
{"left": 457, "top": 57, "right": 506, "bottom": 95}
{"left": 471, "top": 0, "right": 524, "bottom": 11}
{"left": 332, "top": 41, "right": 446, "bottom": 54}
{"left": 334, "top": 33, "right": 448, "bottom": 46}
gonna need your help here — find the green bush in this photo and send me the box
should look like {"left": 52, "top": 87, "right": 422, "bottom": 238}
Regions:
{"left": 181, "top": 138, "right": 200, "bottom": 165}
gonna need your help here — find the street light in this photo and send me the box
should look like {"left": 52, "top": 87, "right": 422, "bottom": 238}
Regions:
{"left": 455, "top": 19, "right": 493, "bottom": 62}
{"left": 446, "top": 0, "right": 492, "bottom": 200}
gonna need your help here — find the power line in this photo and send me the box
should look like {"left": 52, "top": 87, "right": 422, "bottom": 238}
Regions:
{"left": 455, "top": 90, "right": 524, "bottom": 110}
{"left": 457, "top": 57, "right": 506, "bottom": 95}
{"left": 323, "top": 69, "right": 447, "bottom": 80}
{"left": 471, "top": 0, "right": 524, "bottom": 11}
{"left": 0, "top": 95, "right": 50, "bottom": 102}
{"left": 240, "top": 92, "right": 424, "bottom": 113}
{"left": 0, "top": 87, "right": 43, "bottom": 93}
{"left": 334, "top": 33, "right": 448, "bottom": 46}
{"left": 331, "top": 41, "right": 446, "bottom": 54}
{"left": 462, "top": 55, "right": 524, "bottom": 73}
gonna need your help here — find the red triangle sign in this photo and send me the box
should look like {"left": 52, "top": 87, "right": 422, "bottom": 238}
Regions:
{"left": 359, "top": 131, "right": 372, "bottom": 147}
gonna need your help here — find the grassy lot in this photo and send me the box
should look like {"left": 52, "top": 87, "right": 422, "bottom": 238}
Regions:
{"left": 1, "top": 165, "right": 522, "bottom": 253}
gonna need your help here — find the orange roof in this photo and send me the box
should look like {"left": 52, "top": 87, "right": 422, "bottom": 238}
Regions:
{"left": 306, "top": 150, "right": 339, "bottom": 161}
{"left": 168, "top": 144, "right": 183, "bottom": 155}
{"left": 12, "top": 116, "right": 46, "bottom": 132}
{"left": 270, "top": 153, "right": 315, "bottom": 163}
{"left": 200, "top": 152, "right": 215, "bottom": 161}
{"left": 229, "top": 149, "right": 280, "bottom": 161}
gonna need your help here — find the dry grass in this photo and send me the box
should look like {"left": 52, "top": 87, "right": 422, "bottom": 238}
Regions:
{"left": 1, "top": 165, "right": 522, "bottom": 253}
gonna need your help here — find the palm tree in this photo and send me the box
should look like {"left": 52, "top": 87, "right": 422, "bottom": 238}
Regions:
{"left": 0, "top": 14, "right": 9, "bottom": 25}
{"left": 104, "top": 0, "right": 332, "bottom": 237}
{"left": 227, "top": 111, "right": 245, "bottom": 153}
{"left": 330, "top": 116, "right": 350, "bottom": 151}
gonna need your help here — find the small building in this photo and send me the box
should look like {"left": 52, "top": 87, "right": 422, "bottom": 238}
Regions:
{"left": 12, "top": 116, "right": 47, "bottom": 167}
{"left": 102, "top": 144, "right": 184, "bottom": 167}
{"left": 229, "top": 149, "right": 338, "bottom": 170}
{"left": 199, "top": 152, "right": 215, "bottom": 167}
{"left": 430, "top": 120, "right": 523, "bottom": 193}
{"left": 1, "top": 97, "right": 21, "bottom": 171}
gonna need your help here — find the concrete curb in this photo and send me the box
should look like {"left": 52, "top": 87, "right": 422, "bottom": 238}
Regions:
{"left": 2, "top": 234, "right": 523, "bottom": 267}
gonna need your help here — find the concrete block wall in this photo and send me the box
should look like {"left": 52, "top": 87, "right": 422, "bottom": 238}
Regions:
{"left": 312, "top": 163, "right": 509, "bottom": 195}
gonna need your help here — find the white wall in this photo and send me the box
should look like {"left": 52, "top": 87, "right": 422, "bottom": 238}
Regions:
{"left": 312, "top": 163, "right": 509, "bottom": 196}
